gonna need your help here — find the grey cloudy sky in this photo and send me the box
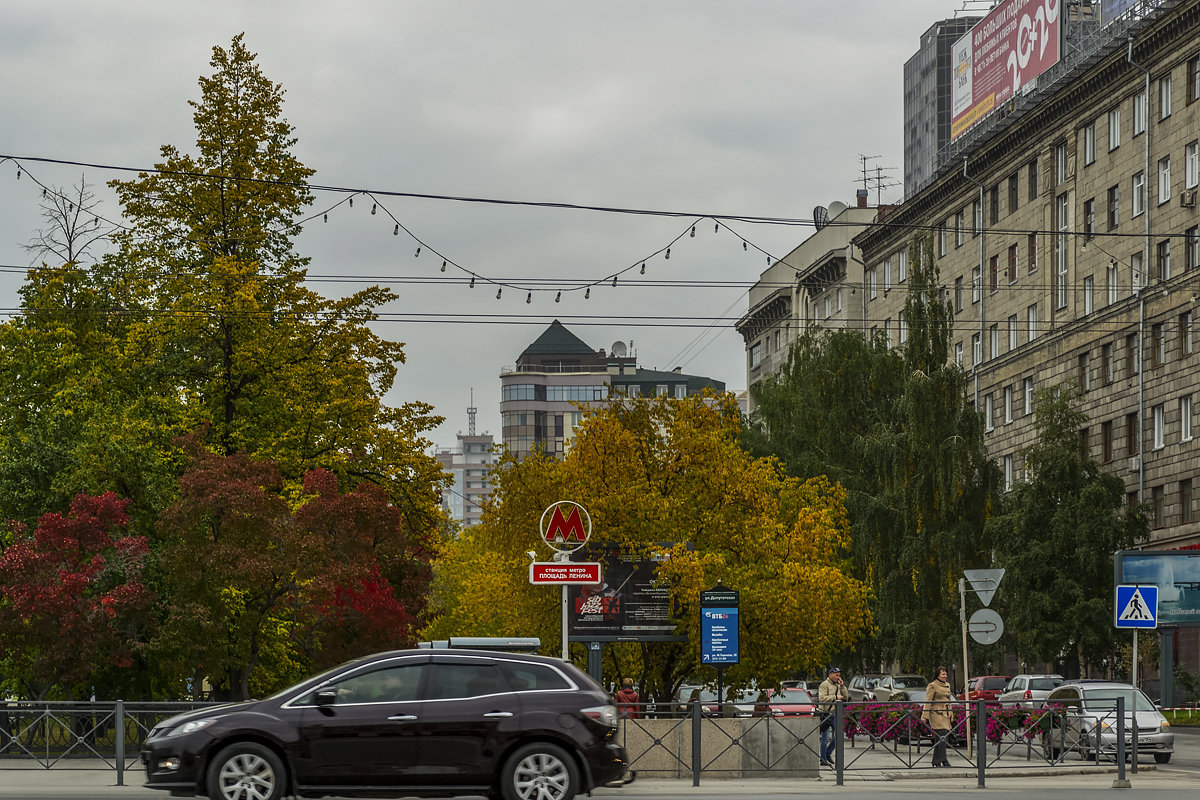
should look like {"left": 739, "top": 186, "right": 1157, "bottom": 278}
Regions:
{"left": 1, "top": 0, "right": 982, "bottom": 448}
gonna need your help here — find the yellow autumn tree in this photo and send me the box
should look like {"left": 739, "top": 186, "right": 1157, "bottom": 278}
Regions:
{"left": 424, "top": 392, "right": 871, "bottom": 693}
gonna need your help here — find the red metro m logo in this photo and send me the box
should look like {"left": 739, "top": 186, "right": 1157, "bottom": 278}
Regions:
{"left": 539, "top": 501, "right": 592, "bottom": 554}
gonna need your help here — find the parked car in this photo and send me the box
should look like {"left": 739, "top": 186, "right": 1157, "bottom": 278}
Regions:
{"left": 754, "top": 687, "right": 816, "bottom": 717}
{"left": 871, "top": 674, "right": 928, "bottom": 703}
{"left": 140, "top": 649, "right": 632, "bottom": 800}
{"left": 998, "top": 674, "right": 1065, "bottom": 708}
{"left": 780, "top": 679, "right": 822, "bottom": 694}
{"left": 965, "top": 675, "right": 1011, "bottom": 703}
{"left": 847, "top": 673, "right": 885, "bottom": 702}
{"left": 1039, "top": 681, "right": 1174, "bottom": 764}
{"left": 673, "top": 685, "right": 760, "bottom": 717}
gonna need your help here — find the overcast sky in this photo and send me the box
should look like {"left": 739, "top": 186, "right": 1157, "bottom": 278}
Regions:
{"left": 0, "top": 1, "right": 987, "bottom": 449}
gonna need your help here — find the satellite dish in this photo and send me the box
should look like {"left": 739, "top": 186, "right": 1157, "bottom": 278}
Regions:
{"left": 611, "top": 341, "right": 627, "bottom": 357}
{"left": 828, "top": 201, "right": 848, "bottom": 218}
{"left": 813, "top": 206, "right": 829, "bottom": 231}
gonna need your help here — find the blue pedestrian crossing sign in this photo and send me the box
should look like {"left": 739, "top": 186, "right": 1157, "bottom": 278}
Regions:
{"left": 1114, "top": 585, "right": 1158, "bottom": 629}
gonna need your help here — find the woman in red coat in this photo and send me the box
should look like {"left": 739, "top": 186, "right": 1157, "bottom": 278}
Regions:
{"left": 615, "top": 678, "right": 641, "bottom": 719}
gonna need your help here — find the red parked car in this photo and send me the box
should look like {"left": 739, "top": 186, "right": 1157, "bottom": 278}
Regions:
{"left": 965, "top": 675, "right": 1011, "bottom": 703}
{"left": 755, "top": 687, "right": 816, "bottom": 717}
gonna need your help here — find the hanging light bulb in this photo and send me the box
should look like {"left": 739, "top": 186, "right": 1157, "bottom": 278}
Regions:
{"left": 690, "top": 225, "right": 696, "bottom": 237}
{"left": 469, "top": 275, "right": 476, "bottom": 288}
{"left": 742, "top": 240, "right": 747, "bottom": 251}
{"left": 555, "top": 291, "right": 561, "bottom": 303}
{"left": 348, "top": 197, "right": 353, "bottom": 208}
{"left": 496, "top": 287, "right": 503, "bottom": 299}
{"left": 393, "top": 224, "right": 399, "bottom": 235}
{"left": 612, "top": 276, "right": 618, "bottom": 287}
{"left": 371, "top": 203, "right": 377, "bottom": 215}
{"left": 665, "top": 249, "right": 670, "bottom": 260}
{"left": 415, "top": 246, "right": 421, "bottom": 257}
{"left": 585, "top": 287, "right": 591, "bottom": 299}
{"left": 640, "top": 263, "right": 646, "bottom": 275}
{"left": 323, "top": 213, "right": 328, "bottom": 223}
{"left": 440, "top": 261, "right": 447, "bottom": 272}
{"left": 526, "top": 292, "right": 532, "bottom": 304}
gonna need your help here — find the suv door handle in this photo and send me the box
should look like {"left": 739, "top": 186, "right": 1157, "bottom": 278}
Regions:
{"left": 387, "top": 714, "right": 418, "bottom": 721}
{"left": 483, "top": 711, "right": 514, "bottom": 719}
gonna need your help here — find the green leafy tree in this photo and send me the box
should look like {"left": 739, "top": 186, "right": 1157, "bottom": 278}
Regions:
{"left": 987, "top": 385, "right": 1146, "bottom": 677}
{"left": 746, "top": 235, "right": 998, "bottom": 670}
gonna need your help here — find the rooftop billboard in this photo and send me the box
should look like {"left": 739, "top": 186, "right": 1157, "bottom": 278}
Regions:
{"left": 951, "top": 0, "right": 1062, "bottom": 140}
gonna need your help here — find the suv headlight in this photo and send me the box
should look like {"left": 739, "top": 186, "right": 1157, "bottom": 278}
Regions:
{"left": 165, "top": 718, "right": 219, "bottom": 738}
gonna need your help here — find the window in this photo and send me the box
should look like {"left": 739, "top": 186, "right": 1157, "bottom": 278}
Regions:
{"left": 1152, "top": 404, "right": 1165, "bottom": 450}
{"left": 1181, "top": 478, "right": 1194, "bottom": 524}
{"left": 989, "top": 324, "right": 999, "bottom": 360}
{"left": 1004, "top": 455, "right": 1014, "bottom": 492}
{"left": 1133, "top": 171, "right": 1145, "bottom": 217}
{"left": 1028, "top": 232, "right": 1038, "bottom": 272}
{"left": 1133, "top": 88, "right": 1147, "bottom": 135}
{"left": 1183, "top": 311, "right": 1195, "bottom": 356}
{"left": 1153, "top": 486, "right": 1165, "bottom": 528}
{"left": 1190, "top": 56, "right": 1200, "bottom": 104}
{"left": 1108, "top": 106, "right": 1121, "bottom": 150}
{"left": 1158, "top": 156, "right": 1171, "bottom": 204}
{"left": 955, "top": 341, "right": 963, "bottom": 367}
{"left": 972, "top": 199, "right": 982, "bottom": 236}
{"left": 1132, "top": 251, "right": 1145, "bottom": 291}
{"left": 1187, "top": 226, "right": 1199, "bottom": 271}
{"left": 883, "top": 259, "right": 892, "bottom": 292}
{"left": 938, "top": 224, "right": 948, "bottom": 257}
{"left": 972, "top": 265, "right": 982, "bottom": 303}
{"left": 972, "top": 333, "right": 982, "bottom": 367}
{"left": 989, "top": 255, "right": 999, "bottom": 292}
{"left": 1107, "top": 184, "right": 1120, "bottom": 230}
{"left": 1083, "top": 198, "right": 1095, "bottom": 239}
{"left": 868, "top": 268, "right": 878, "bottom": 299}
{"left": 1027, "top": 304, "right": 1038, "bottom": 341}
{"left": 750, "top": 342, "right": 762, "bottom": 368}
{"left": 884, "top": 318, "right": 892, "bottom": 347}
{"left": 1024, "top": 377, "right": 1034, "bottom": 415}
{"left": 1055, "top": 140, "right": 1068, "bottom": 185}
{"left": 984, "top": 392, "right": 993, "bottom": 430}
{"left": 1157, "top": 239, "right": 1171, "bottom": 282}
{"left": 1182, "top": 396, "right": 1193, "bottom": 442}
{"left": 1078, "top": 352, "right": 1091, "bottom": 391}
{"left": 1159, "top": 74, "right": 1172, "bottom": 120}
{"left": 674, "top": 384, "right": 686, "bottom": 398}
{"left": 1083, "top": 122, "right": 1096, "bottom": 165}
{"left": 1080, "top": 427, "right": 1090, "bottom": 458}
{"left": 1028, "top": 158, "right": 1039, "bottom": 200}
{"left": 989, "top": 185, "right": 999, "bottom": 225}
{"left": 898, "top": 316, "right": 908, "bottom": 345}
{"left": 1084, "top": 275, "right": 1094, "bottom": 315}
{"left": 1126, "top": 411, "right": 1139, "bottom": 457}
{"left": 656, "top": 384, "right": 670, "bottom": 397}
{"left": 1107, "top": 261, "right": 1119, "bottom": 305}
{"left": 1008, "top": 244, "right": 1019, "bottom": 283}
{"left": 1152, "top": 322, "right": 1165, "bottom": 366}
{"left": 1103, "top": 342, "right": 1115, "bottom": 384}
{"left": 1056, "top": 193, "right": 1069, "bottom": 310}
{"left": 1187, "top": 141, "right": 1198, "bottom": 189}
{"left": 897, "top": 248, "right": 907, "bottom": 283}
{"left": 1008, "top": 314, "right": 1018, "bottom": 351}
{"left": 954, "top": 276, "right": 964, "bottom": 313}
{"left": 1126, "top": 332, "right": 1140, "bottom": 376}
{"left": 955, "top": 210, "right": 965, "bottom": 247}
{"left": 1102, "top": 420, "right": 1114, "bottom": 463}
{"left": 1008, "top": 172, "right": 1019, "bottom": 214}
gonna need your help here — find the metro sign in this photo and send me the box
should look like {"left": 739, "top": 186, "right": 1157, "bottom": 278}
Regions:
{"left": 539, "top": 501, "right": 591, "bottom": 554}
{"left": 529, "top": 562, "right": 602, "bottom": 585}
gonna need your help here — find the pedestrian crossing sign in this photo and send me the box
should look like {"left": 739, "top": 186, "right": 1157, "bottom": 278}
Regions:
{"left": 1114, "top": 585, "right": 1159, "bottom": 629}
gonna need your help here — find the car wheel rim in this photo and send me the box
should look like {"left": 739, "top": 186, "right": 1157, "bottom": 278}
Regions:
{"left": 512, "top": 752, "right": 569, "bottom": 800}
{"left": 217, "top": 753, "right": 277, "bottom": 800}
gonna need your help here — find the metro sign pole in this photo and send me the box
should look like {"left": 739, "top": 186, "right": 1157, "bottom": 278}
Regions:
{"left": 533, "top": 501, "right": 595, "bottom": 660}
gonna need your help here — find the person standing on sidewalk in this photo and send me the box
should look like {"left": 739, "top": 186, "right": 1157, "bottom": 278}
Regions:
{"left": 922, "top": 666, "right": 954, "bottom": 767}
{"left": 818, "top": 666, "right": 848, "bottom": 767}
{"left": 615, "top": 677, "right": 641, "bottom": 719}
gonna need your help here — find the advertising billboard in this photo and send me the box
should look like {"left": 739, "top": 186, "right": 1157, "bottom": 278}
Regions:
{"left": 567, "top": 546, "right": 678, "bottom": 637}
{"left": 951, "top": 0, "right": 1062, "bottom": 140}
{"left": 1115, "top": 549, "right": 1200, "bottom": 627}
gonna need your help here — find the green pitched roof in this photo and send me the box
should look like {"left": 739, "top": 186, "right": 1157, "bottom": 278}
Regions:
{"left": 520, "top": 320, "right": 596, "bottom": 358}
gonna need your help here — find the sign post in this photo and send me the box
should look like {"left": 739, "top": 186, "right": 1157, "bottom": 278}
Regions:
{"left": 701, "top": 585, "right": 739, "bottom": 715}
{"left": 1115, "top": 584, "right": 1159, "bottom": 690}
{"left": 533, "top": 501, "right": 593, "bottom": 661}
{"left": 960, "top": 568, "right": 1005, "bottom": 760}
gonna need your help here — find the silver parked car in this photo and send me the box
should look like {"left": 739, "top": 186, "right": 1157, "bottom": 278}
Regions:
{"left": 1040, "top": 681, "right": 1174, "bottom": 764}
{"left": 997, "top": 674, "right": 1064, "bottom": 707}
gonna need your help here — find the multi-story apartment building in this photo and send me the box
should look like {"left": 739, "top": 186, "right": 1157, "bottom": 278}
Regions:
{"left": 736, "top": 195, "right": 879, "bottom": 408}
{"left": 501, "top": 320, "right": 726, "bottom": 460}
{"left": 853, "top": 0, "right": 1200, "bottom": 692}
{"left": 435, "top": 399, "right": 497, "bottom": 527}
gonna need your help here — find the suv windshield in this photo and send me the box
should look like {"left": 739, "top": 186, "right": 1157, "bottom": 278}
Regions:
{"left": 1082, "top": 688, "right": 1156, "bottom": 712}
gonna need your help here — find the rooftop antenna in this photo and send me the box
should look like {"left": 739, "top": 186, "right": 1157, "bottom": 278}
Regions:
{"left": 861, "top": 156, "right": 901, "bottom": 205}
{"left": 467, "top": 388, "right": 477, "bottom": 436}
{"left": 859, "top": 154, "right": 882, "bottom": 194}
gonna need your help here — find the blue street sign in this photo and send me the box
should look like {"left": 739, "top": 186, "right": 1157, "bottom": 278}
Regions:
{"left": 1115, "top": 584, "right": 1159, "bottom": 629}
{"left": 701, "top": 607, "right": 739, "bottom": 664}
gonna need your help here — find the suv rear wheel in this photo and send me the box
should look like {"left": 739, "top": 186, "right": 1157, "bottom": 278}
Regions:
{"left": 206, "top": 742, "right": 285, "bottom": 800}
{"left": 501, "top": 742, "right": 579, "bottom": 800}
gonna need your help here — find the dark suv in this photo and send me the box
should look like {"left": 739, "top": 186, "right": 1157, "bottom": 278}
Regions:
{"left": 141, "top": 649, "right": 632, "bottom": 800}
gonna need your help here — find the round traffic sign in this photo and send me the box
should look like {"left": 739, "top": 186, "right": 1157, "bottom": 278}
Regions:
{"left": 968, "top": 608, "right": 1004, "bottom": 645}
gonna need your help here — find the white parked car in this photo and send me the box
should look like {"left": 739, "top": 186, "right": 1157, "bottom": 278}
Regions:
{"left": 1040, "top": 681, "right": 1173, "bottom": 764}
{"left": 997, "top": 673, "right": 1064, "bottom": 707}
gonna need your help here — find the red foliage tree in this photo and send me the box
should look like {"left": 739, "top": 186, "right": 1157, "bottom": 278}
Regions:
{"left": 0, "top": 492, "right": 150, "bottom": 698}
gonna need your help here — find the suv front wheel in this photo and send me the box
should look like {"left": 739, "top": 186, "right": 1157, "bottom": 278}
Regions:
{"left": 206, "top": 742, "right": 285, "bottom": 800}
{"left": 501, "top": 742, "right": 579, "bottom": 800}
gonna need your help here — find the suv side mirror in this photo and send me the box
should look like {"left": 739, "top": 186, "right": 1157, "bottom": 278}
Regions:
{"left": 315, "top": 689, "right": 338, "bottom": 707}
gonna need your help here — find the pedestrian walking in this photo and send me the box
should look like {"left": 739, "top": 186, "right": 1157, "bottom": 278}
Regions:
{"left": 922, "top": 666, "right": 954, "bottom": 767}
{"left": 817, "top": 666, "right": 848, "bottom": 767}
{"left": 615, "top": 677, "right": 641, "bottom": 719}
